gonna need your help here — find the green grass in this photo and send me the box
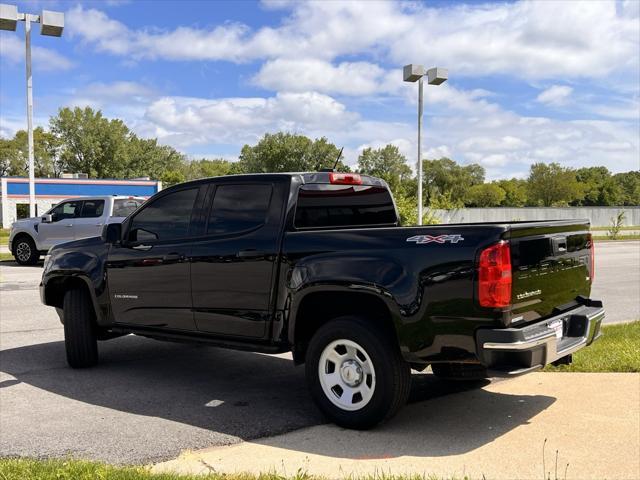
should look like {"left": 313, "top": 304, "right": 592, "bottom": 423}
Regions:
{"left": 0, "top": 229, "right": 8, "bottom": 244}
{"left": 0, "top": 252, "right": 13, "bottom": 262}
{"left": 544, "top": 321, "right": 640, "bottom": 373}
{"left": 593, "top": 234, "right": 640, "bottom": 241}
{"left": 591, "top": 225, "right": 639, "bottom": 231}
{"left": 0, "top": 459, "right": 466, "bottom": 480}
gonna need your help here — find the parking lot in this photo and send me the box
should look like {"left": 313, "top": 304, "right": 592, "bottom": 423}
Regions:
{"left": 0, "top": 241, "right": 638, "bottom": 464}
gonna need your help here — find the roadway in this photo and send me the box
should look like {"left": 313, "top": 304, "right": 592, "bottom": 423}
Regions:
{"left": 0, "top": 241, "right": 637, "bottom": 464}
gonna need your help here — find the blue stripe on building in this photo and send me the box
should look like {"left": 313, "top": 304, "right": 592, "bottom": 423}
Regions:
{"left": 7, "top": 181, "right": 158, "bottom": 197}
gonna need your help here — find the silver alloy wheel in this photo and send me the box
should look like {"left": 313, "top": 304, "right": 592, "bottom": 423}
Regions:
{"left": 16, "top": 241, "right": 31, "bottom": 262}
{"left": 318, "top": 338, "right": 376, "bottom": 411}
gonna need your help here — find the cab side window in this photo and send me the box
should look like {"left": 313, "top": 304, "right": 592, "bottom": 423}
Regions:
{"left": 50, "top": 201, "right": 81, "bottom": 221}
{"left": 128, "top": 188, "right": 198, "bottom": 242}
{"left": 79, "top": 200, "right": 105, "bottom": 218}
{"left": 207, "top": 184, "right": 272, "bottom": 235}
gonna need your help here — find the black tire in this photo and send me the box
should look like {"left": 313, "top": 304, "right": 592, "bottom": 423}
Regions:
{"left": 13, "top": 235, "right": 39, "bottom": 265}
{"left": 63, "top": 288, "right": 98, "bottom": 368}
{"left": 431, "top": 363, "right": 488, "bottom": 381}
{"left": 305, "top": 316, "right": 411, "bottom": 430}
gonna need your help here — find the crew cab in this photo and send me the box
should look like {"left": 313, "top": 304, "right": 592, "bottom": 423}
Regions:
{"left": 40, "top": 173, "right": 604, "bottom": 428}
{"left": 9, "top": 196, "right": 144, "bottom": 265}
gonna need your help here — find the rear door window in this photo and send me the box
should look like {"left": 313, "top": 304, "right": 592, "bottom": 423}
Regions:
{"left": 207, "top": 184, "right": 272, "bottom": 235}
{"left": 79, "top": 200, "right": 105, "bottom": 218}
{"left": 113, "top": 199, "right": 143, "bottom": 217}
{"left": 295, "top": 185, "right": 397, "bottom": 229}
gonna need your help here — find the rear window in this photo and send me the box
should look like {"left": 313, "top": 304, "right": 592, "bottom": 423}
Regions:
{"left": 295, "top": 184, "right": 397, "bottom": 229}
{"left": 113, "top": 199, "right": 143, "bottom": 217}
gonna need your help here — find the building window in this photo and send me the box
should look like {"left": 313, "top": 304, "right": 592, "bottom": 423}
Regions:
{"left": 16, "top": 204, "right": 29, "bottom": 220}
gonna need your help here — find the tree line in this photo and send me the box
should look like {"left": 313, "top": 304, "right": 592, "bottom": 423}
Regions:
{"left": 1, "top": 107, "right": 638, "bottom": 224}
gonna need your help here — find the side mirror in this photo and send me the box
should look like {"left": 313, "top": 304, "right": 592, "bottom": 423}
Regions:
{"left": 102, "top": 223, "right": 122, "bottom": 244}
{"left": 41, "top": 214, "right": 53, "bottom": 223}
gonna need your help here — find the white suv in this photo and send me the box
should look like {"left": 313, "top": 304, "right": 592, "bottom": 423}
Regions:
{"left": 8, "top": 196, "right": 144, "bottom": 265}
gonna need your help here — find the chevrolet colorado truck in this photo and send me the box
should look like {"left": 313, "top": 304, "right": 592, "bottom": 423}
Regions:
{"left": 40, "top": 172, "right": 604, "bottom": 428}
{"left": 9, "top": 196, "right": 144, "bottom": 265}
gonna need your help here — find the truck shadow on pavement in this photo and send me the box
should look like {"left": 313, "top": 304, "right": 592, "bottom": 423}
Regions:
{"left": 0, "top": 335, "right": 555, "bottom": 461}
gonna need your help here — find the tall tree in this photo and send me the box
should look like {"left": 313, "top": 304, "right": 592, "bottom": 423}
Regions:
{"left": 49, "top": 107, "right": 131, "bottom": 178}
{"left": 357, "top": 145, "right": 413, "bottom": 194}
{"left": 574, "top": 166, "right": 622, "bottom": 206}
{"left": 465, "top": 183, "right": 506, "bottom": 207}
{"left": 124, "top": 135, "right": 185, "bottom": 180}
{"left": 526, "top": 162, "right": 584, "bottom": 207}
{"left": 3, "top": 128, "right": 62, "bottom": 177}
{"left": 183, "top": 158, "right": 243, "bottom": 180}
{"left": 613, "top": 171, "right": 640, "bottom": 206}
{"left": 422, "top": 157, "right": 485, "bottom": 208}
{"left": 237, "top": 132, "right": 348, "bottom": 173}
{"left": 495, "top": 178, "right": 528, "bottom": 207}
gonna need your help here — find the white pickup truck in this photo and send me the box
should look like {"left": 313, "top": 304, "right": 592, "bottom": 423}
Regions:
{"left": 8, "top": 196, "right": 144, "bottom": 265}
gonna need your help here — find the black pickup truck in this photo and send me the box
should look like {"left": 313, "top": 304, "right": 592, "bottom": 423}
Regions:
{"left": 41, "top": 172, "right": 604, "bottom": 428}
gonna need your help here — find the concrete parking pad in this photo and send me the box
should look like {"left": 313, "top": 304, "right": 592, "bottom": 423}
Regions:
{"left": 154, "top": 372, "right": 640, "bottom": 480}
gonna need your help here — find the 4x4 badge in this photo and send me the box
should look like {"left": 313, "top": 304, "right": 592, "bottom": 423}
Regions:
{"left": 406, "top": 234, "right": 464, "bottom": 244}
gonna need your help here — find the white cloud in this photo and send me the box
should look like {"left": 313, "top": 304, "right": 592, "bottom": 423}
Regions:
{"left": 0, "top": 34, "right": 73, "bottom": 71}
{"left": 137, "top": 92, "right": 358, "bottom": 148}
{"left": 66, "top": 1, "right": 638, "bottom": 81}
{"left": 536, "top": 85, "right": 573, "bottom": 106}
{"left": 254, "top": 59, "right": 396, "bottom": 96}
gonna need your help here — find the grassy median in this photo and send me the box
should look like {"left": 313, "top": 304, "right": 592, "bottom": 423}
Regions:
{"left": 0, "top": 458, "right": 464, "bottom": 480}
{"left": 544, "top": 320, "right": 640, "bottom": 373}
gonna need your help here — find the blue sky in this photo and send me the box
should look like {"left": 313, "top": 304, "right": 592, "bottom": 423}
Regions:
{"left": 1, "top": 0, "right": 638, "bottom": 179}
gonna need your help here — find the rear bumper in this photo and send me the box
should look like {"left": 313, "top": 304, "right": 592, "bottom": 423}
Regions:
{"left": 476, "top": 299, "right": 604, "bottom": 377}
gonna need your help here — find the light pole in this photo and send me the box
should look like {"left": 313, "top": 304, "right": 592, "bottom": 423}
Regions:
{"left": 403, "top": 64, "right": 447, "bottom": 225}
{"left": 0, "top": 4, "right": 64, "bottom": 217}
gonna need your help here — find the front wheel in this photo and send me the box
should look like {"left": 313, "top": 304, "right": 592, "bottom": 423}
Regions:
{"left": 305, "top": 316, "right": 411, "bottom": 429}
{"left": 13, "top": 236, "right": 39, "bottom": 265}
{"left": 63, "top": 288, "right": 98, "bottom": 368}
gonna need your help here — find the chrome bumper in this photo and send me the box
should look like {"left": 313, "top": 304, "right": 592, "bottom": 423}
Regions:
{"left": 476, "top": 300, "right": 604, "bottom": 377}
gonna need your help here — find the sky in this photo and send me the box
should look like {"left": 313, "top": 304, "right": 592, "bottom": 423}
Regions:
{"left": 0, "top": 0, "right": 639, "bottom": 180}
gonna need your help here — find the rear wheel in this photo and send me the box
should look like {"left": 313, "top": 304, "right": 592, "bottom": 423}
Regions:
{"left": 13, "top": 236, "right": 39, "bottom": 265}
{"left": 63, "top": 288, "right": 98, "bottom": 368}
{"left": 431, "top": 363, "right": 488, "bottom": 381}
{"left": 305, "top": 316, "right": 411, "bottom": 429}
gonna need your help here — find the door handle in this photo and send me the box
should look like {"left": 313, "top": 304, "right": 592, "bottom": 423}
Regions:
{"left": 132, "top": 244, "right": 152, "bottom": 251}
{"left": 236, "top": 249, "right": 266, "bottom": 259}
{"left": 65, "top": 224, "right": 73, "bottom": 227}
{"left": 162, "top": 253, "right": 183, "bottom": 262}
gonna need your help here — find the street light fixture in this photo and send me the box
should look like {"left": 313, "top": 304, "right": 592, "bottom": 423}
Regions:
{"left": 403, "top": 64, "right": 447, "bottom": 225}
{"left": 0, "top": 3, "right": 64, "bottom": 217}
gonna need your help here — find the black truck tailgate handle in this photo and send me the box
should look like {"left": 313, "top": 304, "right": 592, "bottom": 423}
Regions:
{"left": 236, "top": 249, "right": 266, "bottom": 259}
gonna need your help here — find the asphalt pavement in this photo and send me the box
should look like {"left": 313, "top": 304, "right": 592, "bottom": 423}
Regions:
{"left": 0, "top": 241, "right": 638, "bottom": 464}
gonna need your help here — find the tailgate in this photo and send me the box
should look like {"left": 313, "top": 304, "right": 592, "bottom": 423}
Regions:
{"left": 507, "top": 220, "right": 593, "bottom": 323}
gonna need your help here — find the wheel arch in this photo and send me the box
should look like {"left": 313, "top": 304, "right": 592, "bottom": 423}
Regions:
{"left": 289, "top": 288, "right": 399, "bottom": 364}
{"left": 43, "top": 274, "right": 102, "bottom": 323}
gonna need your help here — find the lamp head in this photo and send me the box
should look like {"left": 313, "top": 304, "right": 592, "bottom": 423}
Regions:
{"left": 426, "top": 67, "right": 448, "bottom": 85}
{"left": 40, "top": 9, "right": 64, "bottom": 37}
{"left": 0, "top": 4, "right": 18, "bottom": 31}
{"left": 403, "top": 64, "right": 425, "bottom": 82}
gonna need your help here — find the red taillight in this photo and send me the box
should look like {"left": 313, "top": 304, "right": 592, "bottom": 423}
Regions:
{"left": 478, "top": 241, "right": 512, "bottom": 308}
{"left": 589, "top": 234, "right": 595, "bottom": 282}
{"left": 329, "top": 172, "right": 362, "bottom": 185}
